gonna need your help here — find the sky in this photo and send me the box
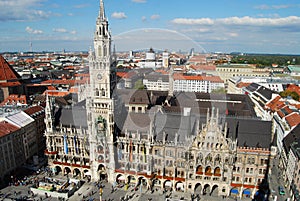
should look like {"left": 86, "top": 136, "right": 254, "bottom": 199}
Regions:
{"left": 0, "top": 0, "right": 300, "bottom": 54}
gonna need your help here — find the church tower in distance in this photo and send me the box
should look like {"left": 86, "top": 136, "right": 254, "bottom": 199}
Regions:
{"left": 86, "top": 0, "right": 116, "bottom": 183}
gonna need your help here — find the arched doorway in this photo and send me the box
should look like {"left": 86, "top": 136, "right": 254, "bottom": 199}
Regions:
{"left": 138, "top": 177, "right": 147, "bottom": 189}
{"left": 163, "top": 180, "right": 172, "bottom": 191}
{"left": 151, "top": 178, "right": 160, "bottom": 190}
{"left": 64, "top": 167, "right": 71, "bottom": 175}
{"left": 83, "top": 169, "right": 91, "bottom": 181}
{"left": 194, "top": 183, "right": 202, "bottom": 194}
{"left": 116, "top": 174, "right": 125, "bottom": 184}
{"left": 127, "top": 175, "right": 136, "bottom": 187}
{"left": 54, "top": 166, "right": 62, "bottom": 175}
{"left": 175, "top": 182, "right": 184, "bottom": 192}
{"left": 97, "top": 164, "right": 107, "bottom": 181}
{"left": 210, "top": 185, "right": 219, "bottom": 196}
{"left": 203, "top": 184, "right": 210, "bottom": 195}
{"left": 73, "top": 168, "right": 81, "bottom": 178}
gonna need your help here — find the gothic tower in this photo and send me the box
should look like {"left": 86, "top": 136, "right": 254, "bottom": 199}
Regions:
{"left": 87, "top": 0, "right": 116, "bottom": 182}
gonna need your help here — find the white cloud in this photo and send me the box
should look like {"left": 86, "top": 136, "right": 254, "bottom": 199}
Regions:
{"left": 0, "top": 0, "right": 51, "bottom": 21}
{"left": 172, "top": 18, "right": 214, "bottom": 25}
{"left": 182, "top": 28, "right": 211, "bottom": 33}
{"left": 111, "top": 12, "right": 127, "bottom": 19}
{"left": 53, "top": 28, "right": 77, "bottom": 35}
{"left": 25, "top": 26, "right": 43, "bottom": 34}
{"left": 255, "top": 4, "right": 293, "bottom": 10}
{"left": 141, "top": 16, "right": 147, "bottom": 22}
{"left": 132, "top": 0, "right": 147, "bottom": 3}
{"left": 171, "top": 16, "right": 300, "bottom": 27}
{"left": 150, "top": 14, "right": 160, "bottom": 20}
{"left": 53, "top": 28, "right": 67, "bottom": 33}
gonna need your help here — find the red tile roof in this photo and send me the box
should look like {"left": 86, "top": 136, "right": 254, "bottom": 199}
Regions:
{"left": 24, "top": 105, "right": 44, "bottom": 116}
{"left": 236, "top": 82, "right": 251, "bottom": 89}
{"left": 0, "top": 94, "right": 27, "bottom": 106}
{"left": 265, "top": 95, "right": 285, "bottom": 112}
{"left": 0, "top": 55, "right": 21, "bottom": 81}
{"left": 155, "top": 69, "right": 168, "bottom": 74}
{"left": 189, "top": 64, "right": 216, "bottom": 71}
{"left": 286, "top": 113, "right": 300, "bottom": 128}
{"left": 0, "top": 121, "right": 19, "bottom": 137}
{"left": 173, "top": 73, "right": 223, "bottom": 83}
{"left": 0, "top": 81, "right": 21, "bottom": 87}
{"left": 287, "top": 84, "right": 300, "bottom": 100}
{"left": 116, "top": 71, "right": 137, "bottom": 79}
{"left": 43, "top": 90, "right": 70, "bottom": 97}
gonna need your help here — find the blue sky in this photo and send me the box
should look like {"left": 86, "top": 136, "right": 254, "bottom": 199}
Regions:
{"left": 0, "top": 0, "right": 300, "bottom": 54}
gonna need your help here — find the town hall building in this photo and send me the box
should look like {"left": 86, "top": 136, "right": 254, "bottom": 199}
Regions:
{"left": 44, "top": 0, "right": 276, "bottom": 199}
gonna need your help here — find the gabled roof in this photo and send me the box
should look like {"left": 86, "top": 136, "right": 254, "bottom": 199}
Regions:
{"left": 285, "top": 113, "right": 300, "bottom": 128}
{"left": 24, "top": 105, "right": 44, "bottom": 116}
{"left": 189, "top": 64, "right": 216, "bottom": 71}
{"left": 225, "top": 117, "right": 272, "bottom": 148}
{"left": 0, "top": 94, "right": 27, "bottom": 106}
{"left": 129, "top": 90, "right": 150, "bottom": 105}
{"left": 0, "top": 121, "right": 19, "bottom": 138}
{"left": 265, "top": 95, "right": 285, "bottom": 112}
{"left": 5, "top": 111, "right": 34, "bottom": 127}
{"left": 283, "top": 124, "right": 300, "bottom": 154}
{"left": 0, "top": 55, "right": 21, "bottom": 81}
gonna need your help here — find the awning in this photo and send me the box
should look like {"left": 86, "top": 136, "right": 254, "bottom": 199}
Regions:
{"left": 231, "top": 189, "right": 239, "bottom": 194}
{"left": 176, "top": 183, "right": 184, "bottom": 188}
{"left": 84, "top": 172, "right": 91, "bottom": 176}
{"left": 243, "top": 190, "right": 251, "bottom": 195}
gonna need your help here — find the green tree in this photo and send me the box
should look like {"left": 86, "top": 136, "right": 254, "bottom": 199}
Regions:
{"left": 134, "top": 79, "right": 145, "bottom": 90}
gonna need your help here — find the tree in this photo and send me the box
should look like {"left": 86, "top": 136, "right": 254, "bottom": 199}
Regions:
{"left": 134, "top": 79, "right": 145, "bottom": 90}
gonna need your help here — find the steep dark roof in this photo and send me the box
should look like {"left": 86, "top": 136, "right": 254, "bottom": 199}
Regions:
{"left": 225, "top": 117, "right": 272, "bottom": 148}
{"left": 154, "top": 112, "right": 197, "bottom": 142}
{"left": 245, "top": 83, "right": 260, "bottom": 92}
{"left": 54, "top": 106, "right": 87, "bottom": 128}
{"left": 256, "top": 86, "right": 273, "bottom": 101}
{"left": 129, "top": 90, "right": 150, "bottom": 105}
{"left": 283, "top": 124, "right": 300, "bottom": 154}
{"left": 165, "top": 92, "right": 257, "bottom": 118}
{"left": 144, "top": 73, "right": 168, "bottom": 82}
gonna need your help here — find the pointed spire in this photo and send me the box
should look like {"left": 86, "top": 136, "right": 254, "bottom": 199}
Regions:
{"left": 99, "top": 0, "right": 106, "bottom": 21}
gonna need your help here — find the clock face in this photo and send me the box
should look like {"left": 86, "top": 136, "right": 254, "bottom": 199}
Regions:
{"left": 97, "top": 74, "right": 102, "bottom": 80}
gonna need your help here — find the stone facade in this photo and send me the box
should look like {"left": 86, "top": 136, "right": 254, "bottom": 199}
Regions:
{"left": 43, "top": 1, "right": 275, "bottom": 199}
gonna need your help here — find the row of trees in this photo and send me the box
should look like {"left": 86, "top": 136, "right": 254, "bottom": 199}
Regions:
{"left": 230, "top": 54, "right": 300, "bottom": 67}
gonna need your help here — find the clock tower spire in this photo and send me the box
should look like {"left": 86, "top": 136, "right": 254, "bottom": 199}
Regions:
{"left": 87, "top": 0, "right": 116, "bottom": 183}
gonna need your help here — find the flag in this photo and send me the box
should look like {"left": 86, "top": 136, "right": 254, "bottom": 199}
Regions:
{"left": 143, "top": 143, "right": 147, "bottom": 163}
{"left": 64, "top": 134, "right": 68, "bottom": 154}
{"left": 74, "top": 135, "right": 78, "bottom": 154}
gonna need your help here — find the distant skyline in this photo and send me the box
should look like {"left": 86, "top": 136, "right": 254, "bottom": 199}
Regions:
{"left": 0, "top": 0, "right": 300, "bottom": 54}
